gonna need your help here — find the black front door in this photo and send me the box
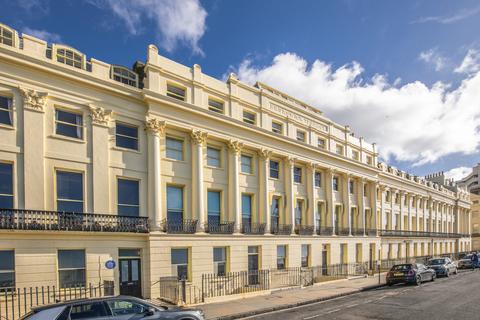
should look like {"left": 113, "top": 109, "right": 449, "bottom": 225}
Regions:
{"left": 119, "top": 258, "right": 142, "bottom": 297}
{"left": 248, "top": 250, "right": 259, "bottom": 285}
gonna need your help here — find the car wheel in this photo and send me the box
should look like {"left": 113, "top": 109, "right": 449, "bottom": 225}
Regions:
{"left": 415, "top": 276, "right": 421, "bottom": 286}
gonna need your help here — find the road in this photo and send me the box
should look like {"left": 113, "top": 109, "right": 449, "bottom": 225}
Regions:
{"left": 244, "top": 270, "right": 480, "bottom": 320}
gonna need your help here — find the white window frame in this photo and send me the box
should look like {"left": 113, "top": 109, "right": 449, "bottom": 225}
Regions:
{"left": 166, "top": 83, "right": 186, "bottom": 101}
{"left": 54, "top": 107, "right": 84, "bottom": 140}
{"left": 165, "top": 136, "right": 184, "bottom": 161}
{"left": 0, "top": 95, "right": 13, "bottom": 127}
{"left": 57, "top": 249, "right": 86, "bottom": 288}
{"left": 240, "top": 154, "right": 253, "bottom": 174}
{"left": 0, "top": 250, "right": 15, "bottom": 290}
{"left": 206, "top": 146, "right": 221, "bottom": 168}
{"left": 272, "top": 121, "right": 283, "bottom": 134}
{"left": 296, "top": 130, "right": 306, "bottom": 142}
{"left": 208, "top": 98, "right": 224, "bottom": 114}
{"left": 55, "top": 169, "right": 84, "bottom": 213}
{"left": 111, "top": 65, "right": 138, "bottom": 87}
{"left": 0, "top": 23, "right": 18, "bottom": 47}
{"left": 52, "top": 44, "right": 86, "bottom": 69}
{"left": 243, "top": 110, "right": 256, "bottom": 125}
{"left": 115, "top": 122, "right": 139, "bottom": 151}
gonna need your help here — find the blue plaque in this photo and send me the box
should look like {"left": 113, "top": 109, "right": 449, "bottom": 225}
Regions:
{"left": 105, "top": 260, "right": 116, "bottom": 269}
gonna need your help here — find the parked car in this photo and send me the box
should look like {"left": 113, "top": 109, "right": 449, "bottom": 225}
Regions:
{"left": 457, "top": 254, "right": 478, "bottom": 269}
{"left": 386, "top": 263, "right": 436, "bottom": 286}
{"left": 426, "top": 257, "right": 458, "bottom": 277}
{"left": 20, "top": 296, "right": 205, "bottom": 320}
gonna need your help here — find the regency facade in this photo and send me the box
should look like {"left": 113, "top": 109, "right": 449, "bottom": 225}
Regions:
{"left": 0, "top": 23, "right": 471, "bottom": 299}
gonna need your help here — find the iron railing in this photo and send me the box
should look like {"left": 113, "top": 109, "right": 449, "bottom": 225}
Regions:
{"left": 241, "top": 223, "right": 266, "bottom": 235}
{"left": 159, "top": 277, "right": 201, "bottom": 305}
{"left": 271, "top": 223, "right": 292, "bottom": 235}
{"left": 294, "top": 225, "right": 315, "bottom": 235}
{"left": 379, "top": 230, "right": 463, "bottom": 238}
{"left": 160, "top": 219, "right": 198, "bottom": 234}
{"left": 351, "top": 228, "right": 365, "bottom": 236}
{"left": 0, "top": 281, "right": 114, "bottom": 320}
{"left": 0, "top": 209, "right": 148, "bottom": 233}
{"left": 316, "top": 226, "right": 334, "bottom": 236}
{"left": 204, "top": 221, "right": 235, "bottom": 234}
{"left": 365, "top": 228, "right": 378, "bottom": 236}
{"left": 201, "top": 270, "right": 270, "bottom": 299}
{"left": 336, "top": 227, "right": 350, "bottom": 236}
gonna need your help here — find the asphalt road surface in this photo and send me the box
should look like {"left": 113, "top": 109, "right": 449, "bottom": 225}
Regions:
{"left": 245, "top": 270, "right": 480, "bottom": 320}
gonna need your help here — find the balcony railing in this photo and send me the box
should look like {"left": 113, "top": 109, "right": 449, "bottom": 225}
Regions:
{"left": 294, "top": 224, "right": 315, "bottom": 235}
{"left": 336, "top": 227, "right": 350, "bottom": 236}
{"left": 379, "top": 229, "right": 463, "bottom": 238}
{"left": 271, "top": 223, "right": 292, "bottom": 235}
{"left": 316, "top": 226, "right": 334, "bottom": 236}
{"left": 204, "top": 221, "right": 235, "bottom": 234}
{"left": 0, "top": 208, "right": 149, "bottom": 233}
{"left": 160, "top": 219, "right": 197, "bottom": 234}
{"left": 351, "top": 228, "right": 365, "bottom": 236}
{"left": 365, "top": 229, "right": 378, "bottom": 236}
{"left": 241, "top": 222, "right": 266, "bottom": 235}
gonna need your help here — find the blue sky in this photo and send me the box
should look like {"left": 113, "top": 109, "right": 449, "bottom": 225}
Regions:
{"left": 1, "top": 0, "right": 479, "bottom": 180}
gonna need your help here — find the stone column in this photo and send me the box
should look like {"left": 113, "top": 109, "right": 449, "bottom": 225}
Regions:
{"left": 326, "top": 168, "right": 335, "bottom": 235}
{"left": 90, "top": 105, "right": 112, "bottom": 214}
{"left": 407, "top": 193, "right": 411, "bottom": 232}
{"left": 20, "top": 87, "right": 48, "bottom": 210}
{"left": 399, "top": 191, "right": 404, "bottom": 231}
{"left": 191, "top": 130, "right": 207, "bottom": 232}
{"left": 259, "top": 149, "right": 272, "bottom": 234}
{"left": 307, "top": 163, "right": 316, "bottom": 234}
{"left": 146, "top": 118, "right": 166, "bottom": 230}
{"left": 285, "top": 157, "right": 295, "bottom": 234}
{"left": 228, "top": 140, "right": 243, "bottom": 233}
{"left": 344, "top": 173, "right": 352, "bottom": 235}
{"left": 359, "top": 179, "right": 366, "bottom": 236}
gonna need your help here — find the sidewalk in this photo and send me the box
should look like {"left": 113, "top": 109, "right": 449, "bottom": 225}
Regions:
{"left": 199, "top": 274, "right": 387, "bottom": 320}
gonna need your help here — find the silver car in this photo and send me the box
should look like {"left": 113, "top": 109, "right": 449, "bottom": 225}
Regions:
{"left": 426, "top": 257, "right": 458, "bottom": 277}
{"left": 20, "top": 296, "right": 205, "bottom": 320}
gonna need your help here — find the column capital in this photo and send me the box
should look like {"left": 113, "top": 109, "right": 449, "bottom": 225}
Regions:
{"left": 19, "top": 86, "right": 48, "bottom": 112}
{"left": 258, "top": 148, "right": 273, "bottom": 160}
{"left": 227, "top": 140, "right": 244, "bottom": 154}
{"left": 190, "top": 130, "right": 208, "bottom": 145}
{"left": 306, "top": 162, "right": 317, "bottom": 170}
{"left": 145, "top": 117, "right": 166, "bottom": 136}
{"left": 89, "top": 105, "right": 112, "bottom": 127}
{"left": 285, "top": 156, "right": 296, "bottom": 167}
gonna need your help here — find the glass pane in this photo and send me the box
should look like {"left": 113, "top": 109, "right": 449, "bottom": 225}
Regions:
{"left": 0, "top": 110, "right": 11, "bottom": 125}
{"left": 248, "top": 246, "right": 258, "bottom": 254}
{"left": 166, "top": 138, "right": 183, "bottom": 160}
{"left": 0, "top": 195, "right": 13, "bottom": 209}
{"left": 241, "top": 195, "right": 251, "bottom": 215}
{"left": 213, "top": 247, "right": 226, "bottom": 262}
{"left": 177, "top": 265, "right": 188, "bottom": 279}
{"left": 0, "top": 163, "right": 13, "bottom": 194}
{"left": 277, "top": 246, "right": 285, "bottom": 257}
{"left": 116, "top": 136, "right": 138, "bottom": 150}
{"left": 0, "top": 251, "right": 14, "bottom": 270}
{"left": 116, "top": 124, "right": 138, "bottom": 138}
{"left": 207, "top": 191, "right": 221, "bottom": 214}
{"left": 207, "top": 148, "right": 220, "bottom": 167}
{"left": 57, "top": 171, "right": 83, "bottom": 201}
{"left": 119, "top": 249, "right": 141, "bottom": 257}
{"left": 58, "top": 250, "right": 85, "bottom": 269}
{"left": 59, "top": 269, "right": 85, "bottom": 288}
{"left": 56, "top": 110, "right": 79, "bottom": 124}
{"left": 167, "top": 186, "right": 183, "bottom": 210}
{"left": 171, "top": 249, "right": 188, "bottom": 264}
{"left": 241, "top": 155, "right": 252, "bottom": 173}
{"left": 131, "top": 260, "right": 139, "bottom": 281}
{"left": 0, "top": 272, "right": 15, "bottom": 288}
{"left": 118, "top": 179, "right": 139, "bottom": 206}
{"left": 57, "top": 200, "right": 83, "bottom": 213}
{"left": 56, "top": 123, "right": 80, "bottom": 138}
{"left": 107, "top": 300, "right": 147, "bottom": 315}
{"left": 69, "top": 302, "right": 107, "bottom": 318}
{"left": 118, "top": 205, "right": 139, "bottom": 217}
{"left": 121, "top": 261, "right": 129, "bottom": 282}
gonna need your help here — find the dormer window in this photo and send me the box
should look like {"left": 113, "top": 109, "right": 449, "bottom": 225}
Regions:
{"left": 111, "top": 65, "right": 138, "bottom": 87}
{"left": 54, "top": 45, "right": 85, "bottom": 69}
{"left": 0, "top": 24, "right": 15, "bottom": 47}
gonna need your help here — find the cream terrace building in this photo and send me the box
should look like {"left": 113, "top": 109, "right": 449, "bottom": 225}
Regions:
{"left": 0, "top": 23, "right": 472, "bottom": 300}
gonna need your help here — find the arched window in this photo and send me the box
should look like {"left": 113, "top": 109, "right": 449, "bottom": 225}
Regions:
{"left": 0, "top": 23, "right": 17, "bottom": 47}
{"left": 53, "top": 45, "right": 85, "bottom": 69}
{"left": 111, "top": 65, "right": 138, "bottom": 87}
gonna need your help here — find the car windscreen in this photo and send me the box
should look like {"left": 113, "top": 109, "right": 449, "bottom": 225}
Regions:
{"left": 428, "top": 259, "right": 445, "bottom": 265}
{"left": 391, "top": 265, "right": 412, "bottom": 271}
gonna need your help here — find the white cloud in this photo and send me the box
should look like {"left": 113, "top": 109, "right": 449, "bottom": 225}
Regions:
{"left": 233, "top": 52, "right": 480, "bottom": 166}
{"left": 17, "top": 0, "right": 49, "bottom": 14}
{"left": 22, "top": 27, "right": 62, "bottom": 43}
{"left": 454, "top": 49, "right": 480, "bottom": 74}
{"left": 444, "top": 166, "right": 473, "bottom": 181}
{"left": 92, "top": 0, "right": 207, "bottom": 55}
{"left": 418, "top": 48, "right": 446, "bottom": 71}
{"left": 412, "top": 6, "right": 480, "bottom": 24}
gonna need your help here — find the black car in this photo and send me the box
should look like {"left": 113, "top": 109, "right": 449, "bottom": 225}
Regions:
{"left": 386, "top": 263, "right": 436, "bottom": 286}
{"left": 19, "top": 296, "right": 205, "bottom": 320}
{"left": 426, "top": 257, "right": 458, "bottom": 277}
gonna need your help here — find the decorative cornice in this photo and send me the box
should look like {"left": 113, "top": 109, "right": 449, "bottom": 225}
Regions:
{"left": 89, "top": 105, "right": 112, "bottom": 126}
{"left": 258, "top": 148, "right": 272, "bottom": 160}
{"left": 145, "top": 117, "right": 166, "bottom": 136}
{"left": 190, "top": 130, "right": 208, "bottom": 145}
{"left": 19, "top": 87, "right": 48, "bottom": 112}
{"left": 228, "top": 140, "right": 244, "bottom": 154}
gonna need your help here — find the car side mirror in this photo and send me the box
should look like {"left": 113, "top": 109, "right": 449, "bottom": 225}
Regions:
{"left": 145, "top": 307, "right": 156, "bottom": 316}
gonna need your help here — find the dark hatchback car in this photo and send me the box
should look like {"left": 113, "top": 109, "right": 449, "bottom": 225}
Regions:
{"left": 426, "top": 257, "right": 458, "bottom": 277}
{"left": 386, "top": 263, "right": 436, "bottom": 286}
{"left": 20, "top": 296, "right": 205, "bottom": 320}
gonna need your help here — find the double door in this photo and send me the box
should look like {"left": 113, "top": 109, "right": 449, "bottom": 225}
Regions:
{"left": 119, "top": 258, "right": 142, "bottom": 297}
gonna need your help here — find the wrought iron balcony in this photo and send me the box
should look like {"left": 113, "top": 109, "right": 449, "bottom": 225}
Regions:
{"left": 241, "top": 222, "right": 266, "bottom": 235}
{"left": 316, "top": 226, "right": 334, "bottom": 236}
{"left": 0, "top": 209, "right": 149, "bottom": 233}
{"left": 204, "top": 221, "right": 235, "bottom": 234}
{"left": 351, "top": 228, "right": 365, "bottom": 236}
{"left": 336, "top": 227, "right": 350, "bottom": 236}
{"left": 379, "top": 229, "right": 462, "bottom": 238}
{"left": 160, "top": 219, "right": 198, "bottom": 234}
{"left": 271, "top": 223, "right": 292, "bottom": 235}
{"left": 294, "top": 224, "right": 315, "bottom": 235}
{"left": 365, "top": 229, "right": 378, "bottom": 236}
